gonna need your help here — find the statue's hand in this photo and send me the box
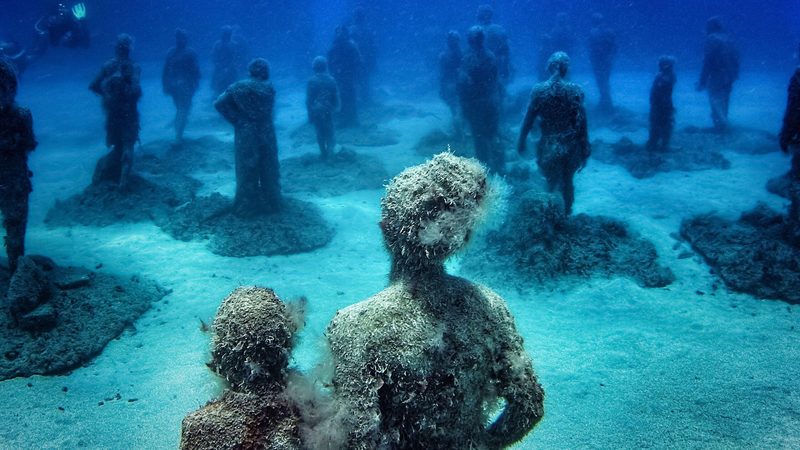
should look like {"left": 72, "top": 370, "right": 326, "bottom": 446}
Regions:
{"left": 72, "top": 3, "right": 87, "bottom": 20}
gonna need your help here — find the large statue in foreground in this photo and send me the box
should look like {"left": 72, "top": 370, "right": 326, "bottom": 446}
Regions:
{"left": 327, "top": 153, "right": 544, "bottom": 449}
{"left": 518, "top": 52, "right": 590, "bottom": 215}
{"left": 215, "top": 58, "right": 281, "bottom": 217}
{"left": 0, "top": 60, "right": 37, "bottom": 274}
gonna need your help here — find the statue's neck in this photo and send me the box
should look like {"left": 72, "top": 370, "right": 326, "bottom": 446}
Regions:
{"left": 388, "top": 258, "right": 446, "bottom": 284}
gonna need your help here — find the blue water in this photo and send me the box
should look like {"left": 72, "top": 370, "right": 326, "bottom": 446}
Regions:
{"left": 1, "top": 1, "right": 799, "bottom": 448}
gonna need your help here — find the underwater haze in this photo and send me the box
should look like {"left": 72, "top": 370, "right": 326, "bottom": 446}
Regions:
{"left": 1, "top": 0, "right": 799, "bottom": 448}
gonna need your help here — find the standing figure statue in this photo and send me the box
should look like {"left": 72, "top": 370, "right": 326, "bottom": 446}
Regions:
{"left": 647, "top": 56, "right": 677, "bottom": 152}
{"left": 517, "top": 52, "right": 590, "bottom": 215}
{"left": 0, "top": 60, "right": 37, "bottom": 274}
{"left": 696, "top": 16, "right": 740, "bottom": 132}
{"left": 458, "top": 26, "right": 503, "bottom": 174}
{"left": 214, "top": 59, "right": 281, "bottom": 217}
{"left": 327, "top": 153, "right": 544, "bottom": 449}
{"left": 306, "top": 56, "right": 340, "bottom": 161}
{"left": 211, "top": 26, "right": 246, "bottom": 98}
{"left": 588, "top": 13, "right": 617, "bottom": 112}
{"left": 347, "top": 7, "right": 377, "bottom": 105}
{"left": 780, "top": 58, "right": 800, "bottom": 244}
{"left": 438, "top": 30, "right": 463, "bottom": 134}
{"left": 475, "top": 4, "right": 511, "bottom": 86}
{"left": 328, "top": 26, "right": 362, "bottom": 127}
{"left": 162, "top": 29, "right": 201, "bottom": 146}
{"left": 89, "top": 35, "right": 141, "bottom": 190}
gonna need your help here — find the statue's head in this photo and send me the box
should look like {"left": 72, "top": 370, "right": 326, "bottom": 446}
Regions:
{"left": 312, "top": 55, "right": 328, "bottom": 74}
{"left": 115, "top": 34, "right": 134, "bottom": 59}
{"left": 476, "top": 4, "right": 494, "bottom": 26}
{"left": 175, "top": 28, "right": 188, "bottom": 50}
{"left": 467, "top": 26, "right": 485, "bottom": 51}
{"left": 706, "top": 16, "right": 723, "bottom": 34}
{"left": 547, "top": 51, "right": 570, "bottom": 78}
{"left": 381, "top": 153, "right": 489, "bottom": 277}
{"left": 210, "top": 287, "right": 300, "bottom": 390}
{"left": 334, "top": 25, "right": 350, "bottom": 43}
{"left": 658, "top": 55, "right": 676, "bottom": 73}
{"left": 248, "top": 58, "right": 270, "bottom": 81}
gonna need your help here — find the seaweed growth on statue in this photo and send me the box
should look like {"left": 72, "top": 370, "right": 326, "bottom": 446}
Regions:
{"left": 326, "top": 153, "right": 544, "bottom": 449}
{"left": 180, "top": 287, "right": 304, "bottom": 450}
{"left": 181, "top": 154, "right": 544, "bottom": 449}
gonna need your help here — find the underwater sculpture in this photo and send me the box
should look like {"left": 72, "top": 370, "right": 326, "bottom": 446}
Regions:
{"left": 647, "top": 56, "right": 677, "bottom": 152}
{"left": 211, "top": 26, "right": 245, "bottom": 98}
{"left": 680, "top": 65, "right": 800, "bottom": 304}
{"left": 328, "top": 26, "right": 362, "bottom": 127}
{"left": 180, "top": 287, "right": 303, "bottom": 450}
{"left": 458, "top": 26, "right": 503, "bottom": 174}
{"left": 0, "top": 59, "right": 36, "bottom": 275}
{"left": 46, "top": 36, "right": 201, "bottom": 227}
{"left": 517, "top": 51, "right": 590, "bottom": 216}
{"left": 215, "top": 58, "right": 281, "bottom": 217}
{"left": 438, "top": 30, "right": 463, "bottom": 134}
{"left": 591, "top": 56, "right": 720, "bottom": 179}
{"left": 326, "top": 153, "right": 544, "bottom": 449}
{"left": 682, "top": 59, "right": 800, "bottom": 303}
{"left": 588, "top": 13, "right": 617, "bottom": 112}
{"left": 460, "top": 164, "right": 675, "bottom": 289}
{"left": 158, "top": 58, "right": 333, "bottom": 257}
{"left": 696, "top": 16, "right": 739, "bottom": 132}
{"left": 163, "top": 28, "right": 201, "bottom": 145}
{"left": 347, "top": 6, "right": 377, "bottom": 105}
{"left": 475, "top": 4, "right": 511, "bottom": 86}
{"left": 89, "top": 34, "right": 141, "bottom": 190}
{"left": 780, "top": 63, "right": 800, "bottom": 242}
{"left": 0, "top": 61, "right": 166, "bottom": 376}
{"left": 306, "top": 56, "right": 340, "bottom": 161}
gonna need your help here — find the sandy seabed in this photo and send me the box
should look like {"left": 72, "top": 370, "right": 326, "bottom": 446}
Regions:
{"left": 0, "top": 64, "right": 798, "bottom": 449}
